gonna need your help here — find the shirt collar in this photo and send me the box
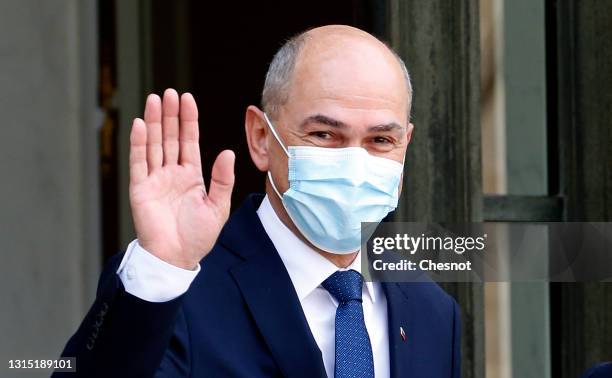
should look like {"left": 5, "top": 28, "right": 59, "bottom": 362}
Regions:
{"left": 256, "top": 195, "right": 376, "bottom": 303}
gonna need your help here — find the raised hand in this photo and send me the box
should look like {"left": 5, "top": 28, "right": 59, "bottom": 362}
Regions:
{"left": 129, "top": 89, "right": 235, "bottom": 269}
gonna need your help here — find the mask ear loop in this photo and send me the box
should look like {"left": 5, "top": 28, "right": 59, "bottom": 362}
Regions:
{"left": 267, "top": 171, "right": 283, "bottom": 199}
{"left": 263, "top": 112, "right": 290, "bottom": 199}
{"left": 393, "top": 151, "right": 406, "bottom": 201}
{"left": 263, "top": 112, "right": 290, "bottom": 157}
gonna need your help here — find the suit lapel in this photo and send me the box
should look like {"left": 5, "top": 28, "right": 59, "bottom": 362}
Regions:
{"left": 382, "top": 282, "right": 416, "bottom": 377}
{"left": 221, "top": 195, "right": 327, "bottom": 378}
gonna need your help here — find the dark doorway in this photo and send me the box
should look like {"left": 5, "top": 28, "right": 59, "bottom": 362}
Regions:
{"left": 148, "top": 0, "right": 387, "bottom": 208}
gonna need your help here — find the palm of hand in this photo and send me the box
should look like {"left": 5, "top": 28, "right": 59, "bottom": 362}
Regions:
{"left": 129, "top": 89, "right": 235, "bottom": 269}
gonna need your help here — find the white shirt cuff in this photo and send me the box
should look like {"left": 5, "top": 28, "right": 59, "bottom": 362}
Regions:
{"left": 117, "top": 239, "right": 201, "bottom": 303}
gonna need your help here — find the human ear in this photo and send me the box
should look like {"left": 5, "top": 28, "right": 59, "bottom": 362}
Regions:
{"left": 406, "top": 122, "right": 414, "bottom": 145}
{"left": 244, "top": 105, "right": 269, "bottom": 172}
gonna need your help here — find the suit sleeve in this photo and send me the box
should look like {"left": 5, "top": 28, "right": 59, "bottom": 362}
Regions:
{"left": 451, "top": 299, "right": 462, "bottom": 378}
{"left": 52, "top": 253, "right": 190, "bottom": 378}
{"left": 581, "top": 362, "right": 612, "bottom": 378}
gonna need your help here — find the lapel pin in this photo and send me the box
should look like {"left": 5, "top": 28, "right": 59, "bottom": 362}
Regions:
{"left": 400, "top": 326, "right": 407, "bottom": 342}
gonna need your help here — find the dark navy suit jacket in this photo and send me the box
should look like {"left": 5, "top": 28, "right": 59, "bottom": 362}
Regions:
{"left": 581, "top": 363, "right": 612, "bottom": 378}
{"left": 55, "top": 194, "right": 461, "bottom": 377}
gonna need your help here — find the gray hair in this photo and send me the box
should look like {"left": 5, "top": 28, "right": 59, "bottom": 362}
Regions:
{"left": 261, "top": 32, "right": 413, "bottom": 121}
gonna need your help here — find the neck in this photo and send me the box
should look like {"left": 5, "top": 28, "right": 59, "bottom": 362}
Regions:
{"left": 266, "top": 182, "right": 359, "bottom": 268}
{"left": 317, "top": 250, "right": 359, "bottom": 268}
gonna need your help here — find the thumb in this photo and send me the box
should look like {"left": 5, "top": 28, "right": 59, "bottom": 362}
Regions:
{"left": 208, "top": 149, "right": 235, "bottom": 213}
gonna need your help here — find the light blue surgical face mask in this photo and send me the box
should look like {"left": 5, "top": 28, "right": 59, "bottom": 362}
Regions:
{"left": 263, "top": 113, "right": 404, "bottom": 254}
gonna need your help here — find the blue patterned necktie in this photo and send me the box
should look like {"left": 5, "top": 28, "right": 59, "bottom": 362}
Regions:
{"left": 322, "top": 269, "right": 375, "bottom": 378}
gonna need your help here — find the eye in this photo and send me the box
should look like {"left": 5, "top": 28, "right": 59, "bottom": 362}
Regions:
{"left": 310, "top": 131, "right": 333, "bottom": 140}
{"left": 372, "top": 136, "right": 392, "bottom": 144}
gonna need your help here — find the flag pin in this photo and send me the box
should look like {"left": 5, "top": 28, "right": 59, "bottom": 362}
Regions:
{"left": 400, "top": 326, "right": 407, "bottom": 342}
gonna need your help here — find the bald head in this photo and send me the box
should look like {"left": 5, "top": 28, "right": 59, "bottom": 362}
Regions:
{"left": 262, "top": 25, "right": 412, "bottom": 122}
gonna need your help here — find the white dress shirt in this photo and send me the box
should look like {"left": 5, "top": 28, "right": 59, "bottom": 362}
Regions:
{"left": 117, "top": 195, "right": 390, "bottom": 377}
{"left": 117, "top": 239, "right": 200, "bottom": 302}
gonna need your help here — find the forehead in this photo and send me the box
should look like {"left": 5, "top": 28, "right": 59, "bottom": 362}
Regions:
{"left": 285, "top": 35, "right": 409, "bottom": 122}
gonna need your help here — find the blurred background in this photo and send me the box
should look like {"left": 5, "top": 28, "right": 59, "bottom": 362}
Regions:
{"left": 0, "top": 0, "right": 610, "bottom": 377}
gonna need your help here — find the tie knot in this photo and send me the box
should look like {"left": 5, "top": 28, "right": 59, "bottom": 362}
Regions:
{"left": 322, "top": 270, "right": 363, "bottom": 303}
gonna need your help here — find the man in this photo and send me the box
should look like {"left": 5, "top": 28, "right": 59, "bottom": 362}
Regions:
{"left": 56, "top": 25, "right": 460, "bottom": 377}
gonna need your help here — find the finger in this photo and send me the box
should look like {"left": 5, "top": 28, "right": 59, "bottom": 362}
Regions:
{"left": 130, "top": 118, "right": 148, "bottom": 185}
{"left": 144, "top": 94, "right": 163, "bottom": 171}
{"left": 162, "top": 88, "right": 180, "bottom": 165}
{"left": 207, "top": 150, "right": 236, "bottom": 213}
{"left": 179, "top": 93, "right": 202, "bottom": 170}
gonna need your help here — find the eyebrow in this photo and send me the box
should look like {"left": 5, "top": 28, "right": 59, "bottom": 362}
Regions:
{"left": 299, "top": 113, "right": 405, "bottom": 133}
{"left": 299, "top": 114, "right": 347, "bottom": 129}
{"left": 367, "top": 123, "right": 405, "bottom": 133}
